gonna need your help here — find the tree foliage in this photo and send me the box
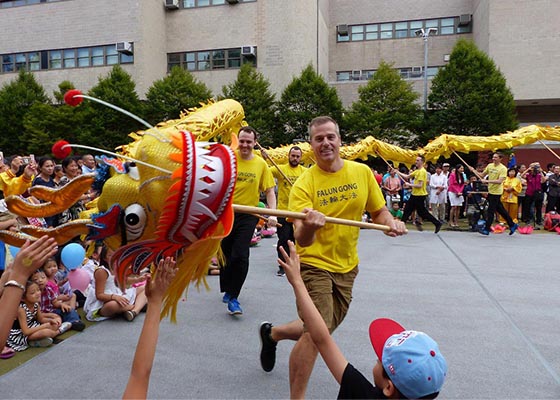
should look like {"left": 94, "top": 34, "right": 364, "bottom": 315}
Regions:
{"left": 145, "top": 66, "right": 212, "bottom": 124}
{"left": 344, "top": 61, "right": 422, "bottom": 146}
{"left": 78, "top": 65, "right": 144, "bottom": 150}
{"left": 427, "top": 39, "right": 518, "bottom": 138}
{"left": 222, "top": 63, "right": 277, "bottom": 146}
{"left": 275, "top": 64, "right": 344, "bottom": 146}
{"left": 22, "top": 81, "right": 83, "bottom": 156}
{"left": 0, "top": 70, "right": 49, "bottom": 155}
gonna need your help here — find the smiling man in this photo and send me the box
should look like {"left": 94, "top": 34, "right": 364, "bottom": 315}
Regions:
{"left": 258, "top": 116, "right": 406, "bottom": 398}
{"left": 219, "top": 126, "right": 277, "bottom": 315}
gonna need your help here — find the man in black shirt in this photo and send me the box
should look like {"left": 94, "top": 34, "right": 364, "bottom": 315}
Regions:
{"left": 279, "top": 241, "right": 448, "bottom": 399}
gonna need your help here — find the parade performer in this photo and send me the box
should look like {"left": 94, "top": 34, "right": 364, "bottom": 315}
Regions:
{"left": 258, "top": 116, "right": 405, "bottom": 398}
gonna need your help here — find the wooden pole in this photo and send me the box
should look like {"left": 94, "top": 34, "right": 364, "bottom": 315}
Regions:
{"left": 538, "top": 140, "right": 560, "bottom": 162}
{"left": 256, "top": 142, "right": 293, "bottom": 186}
{"left": 233, "top": 205, "right": 402, "bottom": 233}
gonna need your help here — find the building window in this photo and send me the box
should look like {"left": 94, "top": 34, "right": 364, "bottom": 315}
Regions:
{"left": 182, "top": 0, "right": 255, "bottom": 8}
{"left": 336, "top": 66, "right": 441, "bottom": 81}
{"left": 0, "top": 0, "right": 63, "bottom": 8}
{"left": 0, "top": 44, "right": 135, "bottom": 75}
{"left": 337, "top": 16, "right": 472, "bottom": 42}
{"left": 167, "top": 47, "right": 256, "bottom": 72}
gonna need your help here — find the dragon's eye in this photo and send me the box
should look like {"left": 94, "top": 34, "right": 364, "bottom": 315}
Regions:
{"left": 124, "top": 204, "right": 146, "bottom": 241}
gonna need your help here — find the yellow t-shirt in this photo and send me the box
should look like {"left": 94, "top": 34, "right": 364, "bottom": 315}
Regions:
{"left": 289, "top": 160, "right": 385, "bottom": 273}
{"left": 234, "top": 154, "right": 275, "bottom": 206}
{"left": 483, "top": 163, "right": 507, "bottom": 195}
{"left": 270, "top": 163, "right": 307, "bottom": 210}
{"left": 410, "top": 168, "right": 428, "bottom": 196}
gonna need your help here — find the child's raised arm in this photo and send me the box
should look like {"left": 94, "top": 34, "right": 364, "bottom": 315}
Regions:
{"left": 123, "top": 257, "right": 177, "bottom": 400}
{"left": 279, "top": 241, "right": 349, "bottom": 384}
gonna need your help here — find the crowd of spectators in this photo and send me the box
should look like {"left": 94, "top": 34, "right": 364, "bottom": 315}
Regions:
{"left": 375, "top": 158, "right": 559, "bottom": 232}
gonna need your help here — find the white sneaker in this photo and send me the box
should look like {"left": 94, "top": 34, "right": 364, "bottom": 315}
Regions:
{"left": 58, "top": 322, "right": 72, "bottom": 334}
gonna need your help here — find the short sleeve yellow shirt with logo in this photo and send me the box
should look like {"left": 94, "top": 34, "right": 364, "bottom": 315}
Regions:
{"left": 234, "top": 154, "right": 275, "bottom": 206}
{"left": 410, "top": 168, "right": 428, "bottom": 196}
{"left": 483, "top": 163, "right": 507, "bottom": 195}
{"left": 270, "top": 163, "right": 307, "bottom": 210}
{"left": 289, "top": 160, "right": 385, "bottom": 274}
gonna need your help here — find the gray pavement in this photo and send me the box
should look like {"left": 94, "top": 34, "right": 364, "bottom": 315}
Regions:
{"left": 1, "top": 229, "right": 559, "bottom": 399}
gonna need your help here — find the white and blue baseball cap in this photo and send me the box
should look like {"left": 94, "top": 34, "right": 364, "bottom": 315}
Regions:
{"left": 369, "top": 318, "right": 448, "bottom": 399}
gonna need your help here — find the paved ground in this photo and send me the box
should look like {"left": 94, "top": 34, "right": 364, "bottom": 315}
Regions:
{"left": 1, "top": 229, "right": 559, "bottom": 399}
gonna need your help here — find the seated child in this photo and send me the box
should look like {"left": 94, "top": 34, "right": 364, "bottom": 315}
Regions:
{"left": 279, "top": 241, "right": 448, "bottom": 399}
{"left": 32, "top": 262, "right": 85, "bottom": 331}
{"left": 389, "top": 202, "right": 403, "bottom": 220}
{"left": 6, "top": 281, "right": 72, "bottom": 351}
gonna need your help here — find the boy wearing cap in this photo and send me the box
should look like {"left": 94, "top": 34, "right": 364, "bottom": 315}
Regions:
{"left": 279, "top": 241, "right": 447, "bottom": 399}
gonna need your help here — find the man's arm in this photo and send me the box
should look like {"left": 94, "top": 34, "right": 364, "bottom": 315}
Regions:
{"left": 264, "top": 187, "right": 278, "bottom": 227}
{"left": 280, "top": 241, "right": 349, "bottom": 384}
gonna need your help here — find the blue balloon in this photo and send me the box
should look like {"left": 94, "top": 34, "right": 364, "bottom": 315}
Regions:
{"left": 9, "top": 245, "right": 20, "bottom": 258}
{"left": 61, "top": 243, "right": 86, "bottom": 270}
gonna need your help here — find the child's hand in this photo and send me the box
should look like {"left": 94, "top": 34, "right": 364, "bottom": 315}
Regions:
{"left": 278, "top": 241, "right": 302, "bottom": 286}
{"left": 145, "top": 257, "right": 177, "bottom": 302}
{"left": 60, "top": 303, "right": 71, "bottom": 312}
{"left": 58, "top": 294, "right": 70, "bottom": 302}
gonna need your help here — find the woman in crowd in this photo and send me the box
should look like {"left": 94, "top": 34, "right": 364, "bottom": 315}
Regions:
{"left": 500, "top": 167, "right": 522, "bottom": 224}
{"left": 447, "top": 164, "right": 466, "bottom": 228}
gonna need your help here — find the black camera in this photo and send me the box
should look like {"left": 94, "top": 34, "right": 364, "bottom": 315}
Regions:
{"left": 532, "top": 166, "right": 539, "bottom": 172}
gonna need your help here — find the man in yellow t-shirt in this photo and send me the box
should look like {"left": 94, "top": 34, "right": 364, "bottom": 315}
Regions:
{"left": 265, "top": 146, "right": 307, "bottom": 276}
{"left": 469, "top": 152, "right": 518, "bottom": 235}
{"left": 258, "top": 116, "right": 406, "bottom": 398}
{"left": 394, "top": 156, "right": 442, "bottom": 233}
{"left": 219, "top": 126, "right": 276, "bottom": 316}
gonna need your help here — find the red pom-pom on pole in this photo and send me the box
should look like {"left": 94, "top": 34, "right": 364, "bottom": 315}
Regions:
{"left": 64, "top": 89, "right": 83, "bottom": 107}
{"left": 52, "top": 140, "right": 72, "bottom": 159}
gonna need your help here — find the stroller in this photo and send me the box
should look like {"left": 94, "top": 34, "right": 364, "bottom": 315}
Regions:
{"left": 465, "top": 182, "right": 488, "bottom": 232}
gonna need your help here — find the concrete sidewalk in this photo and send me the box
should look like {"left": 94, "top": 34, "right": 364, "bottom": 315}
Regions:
{"left": 1, "top": 230, "right": 559, "bottom": 399}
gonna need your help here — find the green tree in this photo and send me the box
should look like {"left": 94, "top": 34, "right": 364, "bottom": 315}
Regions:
{"left": 0, "top": 70, "right": 49, "bottom": 154}
{"left": 78, "top": 65, "right": 144, "bottom": 150}
{"left": 427, "top": 39, "right": 518, "bottom": 138}
{"left": 222, "top": 63, "right": 277, "bottom": 146}
{"left": 145, "top": 66, "right": 212, "bottom": 123}
{"left": 22, "top": 81, "right": 84, "bottom": 155}
{"left": 344, "top": 61, "right": 422, "bottom": 145}
{"left": 275, "top": 64, "right": 344, "bottom": 146}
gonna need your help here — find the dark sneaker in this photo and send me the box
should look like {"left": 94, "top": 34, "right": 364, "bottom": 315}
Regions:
{"left": 222, "top": 292, "right": 231, "bottom": 303}
{"left": 71, "top": 320, "right": 86, "bottom": 332}
{"left": 276, "top": 267, "right": 285, "bottom": 277}
{"left": 509, "top": 223, "right": 518, "bottom": 235}
{"left": 414, "top": 221, "right": 424, "bottom": 231}
{"left": 227, "top": 298, "right": 243, "bottom": 315}
{"left": 479, "top": 229, "right": 490, "bottom": 236}
{"left": 434, "top": 222, "right": 442, "bottom": 234}
{"left": 259, "top": 321, "right": 277, "bottom": 372}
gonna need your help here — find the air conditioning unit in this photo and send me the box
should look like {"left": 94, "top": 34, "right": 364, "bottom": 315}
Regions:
{"left": 410, "top": 66, "right": 423, "bottom": 77}
{"left": 164, "top": 0, "right": 179, "bottom": 10}
{"left": 116, "top": 41, "right": 133, "bottom": 56}
{"left": 443, "top": 54, "right": 450, "bottom": 62}
{"left": 337, "top": 24, "right": 349, "bottom": 36}
{"left": 241, "top": 45, "right": 256, "bottom": 57}
{"left": 458, "top": 14, "right": 472, "bottom": 26}
{"left": 226, "top": 0, "right": 239, "bottom": 4}
{"left": 351, "top": 70, "right": 362, "bottom": 80}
